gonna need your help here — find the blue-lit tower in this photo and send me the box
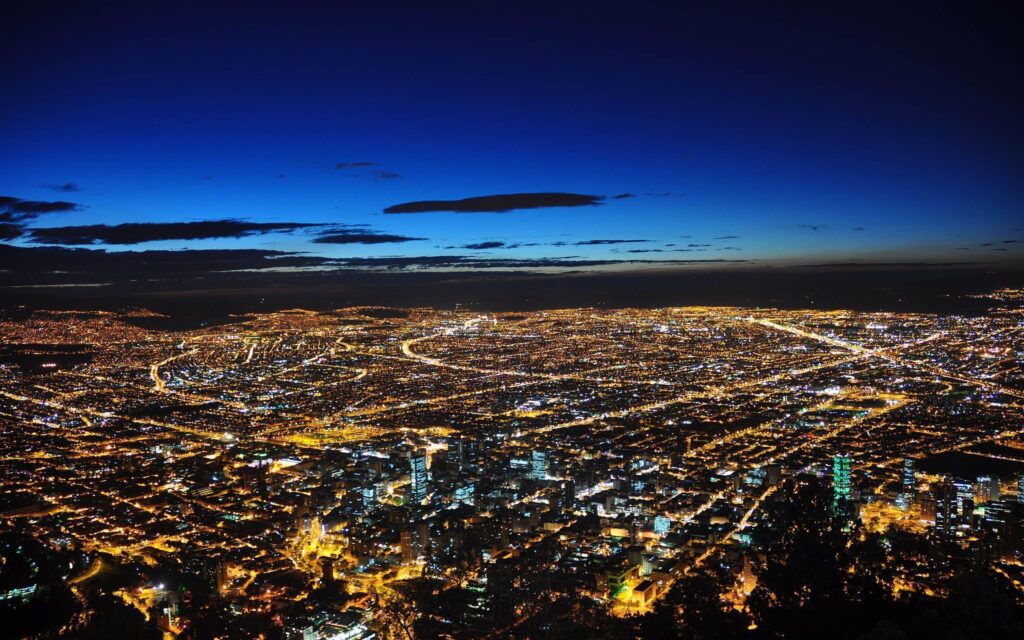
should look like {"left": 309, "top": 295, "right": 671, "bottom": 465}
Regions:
{"left": 530, "top": 450, "right": 549, "bottom": 480}
{"left": 409, "top": 451, "right": 428, "bottom": 505}
{"left": 832, "top": 454, "right": 852, "bottom": 517}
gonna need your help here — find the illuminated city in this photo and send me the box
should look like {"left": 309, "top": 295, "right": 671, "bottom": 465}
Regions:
{"left": 3, "top": 2, "right": 1024, "bottom": 638}
{"left": 2, "top": 289, "right": 1024, "bottom": 638}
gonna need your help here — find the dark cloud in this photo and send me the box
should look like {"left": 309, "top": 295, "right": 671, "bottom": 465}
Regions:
{"left": 334, "top": 162, "right": 401, "bottom": 181}
{"left": 851, "top": 226, "right": 865, "bottom": 232}
{"left": 0, "top": 244, "right": 334, "bottom": 284}
{"left": 461, "top": 241, "right": 506, "bottom": 250}
{"left": 384, "top": 192, "right": 605, "bottom": 214}
{"left": 27, "top": 220, "right": 321, "bottom": 245}
{"left": 334, "top": 161, "right": 377, "bottom": 170}
{"left": 330, "top": 255, "right": 747, "bottom": 271}
{"left": 798, "top": 224, "right": 827, "bottom": 231}
{"left": 40, "top": 182, "right": 81, "bottom": 193}
{"left": 714, "top": 235, "right": 739, "bottom": 240}
{"left": 720, "top": 246, "right": 743, "bottom": 251}
{"left": 980, "top": 242, "right": 993, "bottom": 247}
{"left": 0, "top": 195, "right": 81, "bottom": 222}
{"left": 1003, "top": 239, "right": 1021, "bottom": 244}
{"left": 611, "top": 193, "right": 636, "bottom": 199}
{"left": 574, "top": 239, "right": 650, "bottom": 246}
{"left": 644, "top": 192, "right": 683, "bottom": 197}
{"left": 330, "top": 255, "right": 613, "bottom": 270}
{"left": 0, "top": 195, "right": 84, "bottom": 239}
{"left": 449, "top": 241, "right": 543, "bottom": 249}
{"left": 311, "top": 229, "right": 424, "bottom": 244}
{"left": 687, "top": 243, "right": 712, "bottom": 247}
{"left": 0, "top": 224, "right": 22, "bottom": 240}
{"left": 625, "top": 249, "right": 664, "bottom": 253}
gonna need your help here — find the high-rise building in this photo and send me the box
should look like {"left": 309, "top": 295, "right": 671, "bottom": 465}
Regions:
{"left": 362, "top": 483, "right": 379, "bottom": 512}
{"left": 953, "top": 478, "right": 974, "bottom": 518}
{"left": 530, "top": 449, "right": 549, "bottom": 480}
{"left": 896, "top": 457, "right": 916, "bottom": 509}
{"left": 975, "top": 475, "right": 999, "bottom": 504}
{"left": 409, "top": 451, "right": 428, "bottom": 505}
{"left": 833, "top": 454, "right": 851, "bottom": 500}
{"left": 982, "top": 498, "right": 1012, "bottom": 530}
{"left": 451, "top": 437, "right": 465, "bottom": 467}
{"left": 555, "top": 480, "right": 575, "bottom": 513}
{"left": 452, "top": 437, "right": 478, "bottom": 469}
{"left": 918, "top": 492, "right": 937, "bottom": 522}
{"left": 934, "top": 479, "right": 957, "bottom": 536}
{"left": 902, "top": 458, "right": 916, "bottom": 492}
{"left": 1017, "top": 473, "right": 1024, "bottom": 504}
{"left": 400, "top": 529, "right": 415, "bottom": 564}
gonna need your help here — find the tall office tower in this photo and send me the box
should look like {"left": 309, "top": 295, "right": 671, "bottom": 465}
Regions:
{"left": 833, "top": 454, "right": 852, "bottom": 503}
{"left": 981, "top": 498, "right": 1012, "bottom": 531}
{"left": 400, "top": 530, "right": 415, "bottom": 564}
{"left": 975, "top": 475, "right": 999, "bottom": 504}
{"left": 409, "top": 451, "right": 428, "bottom": 505}
{"left": 531, "top": 449, "right": 549, "bottom": 480}
{"left": 256, "top": 458, "right": 268, "bottom": 499}
{"left": 953, "top": 478, "right": 974, "bottom": 518}
{"left": 320, "top": 557, "right": 336, "bottom": 587}
{"left": 560, "top": 480, "right": 576, "bottom": 513}
{"left": 452, "top": 437, "right": 464, "bottom": 467}
{"left": 1018, "top": 473, "right": 1024, "bottom": 504}
{"left": 934, "top": 479, "right": 957, "bottom": 536}
{"left": 362, "top": 483, "right": 379, "bottom": 513}
{"left": 917, "top": 492, "right": 937, "bottom": 522}
{"left": 902, "top": 458, "right": 916, "bottom": 493}
{"left": 895, "top": 457, "right": 916, "bottom": 509}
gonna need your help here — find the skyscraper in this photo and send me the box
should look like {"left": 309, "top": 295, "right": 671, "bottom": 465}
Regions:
{"left": 953, "top": 478, "right": 973, "bottom": 518}
{"left": 934, "top": 479, "right": 957, "bottom": 537}
{"left": 975, "top": 475, "right": 999, "bottom": 504}
{"left": 409, "top": 451, "right": 428, "bottom": 505}
{"left": 362, "top": 483, "right": 379, "bottom": 513}
{"left": 896, "top": 457, "right": 916, "bottom": 509}
{"left": 902, "top": 458, "right": 915, "bottom": 492}
{"left": 833, "top": 454, "right": 851, "bottom": 500}
{"left": 530, "top": 450, "right": 549, "bottom": 481}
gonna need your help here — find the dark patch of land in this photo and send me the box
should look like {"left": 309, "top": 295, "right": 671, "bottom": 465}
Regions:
{"left": 918, "top": 450, "right": 1024, "bottom": 477}
{"left": 2, "top": 266, "right": 1022, "bottom": 326}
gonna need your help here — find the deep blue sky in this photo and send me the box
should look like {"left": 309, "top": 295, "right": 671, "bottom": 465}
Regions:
{"left": 2, "top": 1, "right": 1021, "bottom": 273}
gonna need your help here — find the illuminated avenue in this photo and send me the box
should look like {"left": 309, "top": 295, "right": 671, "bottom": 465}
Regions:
{"left": 2, "top": 290, "right": 1024, "bottom": 639}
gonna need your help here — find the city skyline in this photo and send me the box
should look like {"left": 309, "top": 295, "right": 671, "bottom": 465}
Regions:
{"left": 2, "top": 295, "right": 1024, "bottom": 638}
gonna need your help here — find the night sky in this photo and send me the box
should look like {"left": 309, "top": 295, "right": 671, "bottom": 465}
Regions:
{"left": 2, "top": 1, "right": 1022, "bottom": 289}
